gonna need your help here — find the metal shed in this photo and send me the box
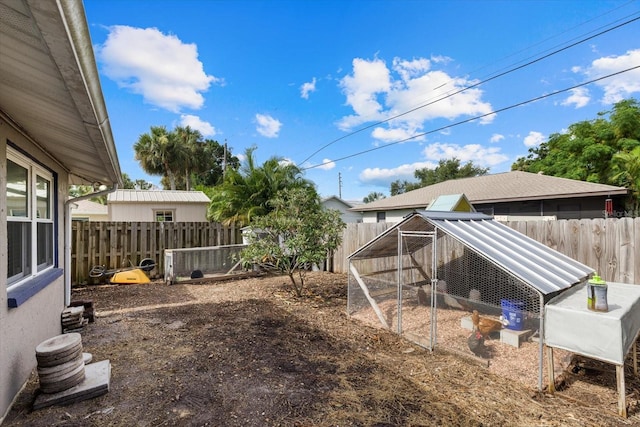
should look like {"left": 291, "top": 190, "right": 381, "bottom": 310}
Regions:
{"left": 347, "top": 211, "right": 594, "bottom": 390}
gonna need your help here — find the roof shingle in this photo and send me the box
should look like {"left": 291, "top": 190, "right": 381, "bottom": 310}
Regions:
{"left": 355, "top": 171, "right": 627, "bottom": 212}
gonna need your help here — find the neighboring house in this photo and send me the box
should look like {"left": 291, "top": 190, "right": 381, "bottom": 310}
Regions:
{"left": 322, "top": 196, "right": 363, "bottom": 223}
{"left": 70, "top": 199, "right": 109, "bottom": 221}
{"left": 0, "top": 1, "right": 122, "bottom": 421}
{"left": 353, "top": 171, "right": 628, "bottom": 223}
{"left": 107, "top": 189, "right": 211, "bottom": 222}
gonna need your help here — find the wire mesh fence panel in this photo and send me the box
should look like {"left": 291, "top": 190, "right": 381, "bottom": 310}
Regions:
{"left": 398, "top": 231, "right": 435, "bottom": 349}
{"left": 345, "top": 216, "right": 564, "bottom": 390}
{"left": 164, "top": 244, "right": 247, "bottom": 284}
{"left": 348, "top": 258, "right": 399, "bottom": 330}
{"left": 434, "top": 233, "right": 545, "bottom": 388}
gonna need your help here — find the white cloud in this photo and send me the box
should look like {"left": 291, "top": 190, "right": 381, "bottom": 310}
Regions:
{"left": 279, "top": 158, "right": 295, "bottom": 167}
{"left": 179, "top": 115, "right": 216, "bottom": 137}
{"left": 561, "top": 87, "right": 590, "bottom": 108}
{"left": 300, "top": 78, "right": 317, "bottom": 99}
{"left": 422, "top": 142, "right": 508, "bottom": 167}
{"left": 580, "top": 49, "right": 640, "bottom": 104}
{"left": 490, "top": 134, "right": 504, "bottom": 143}
{"left": 255, "top": 114, "right": 282, "bottom": 138}
{"left": 359, "top": 161, "right": 436, "bottom": 186}
{"left": 523, "top": 131, "right": 545, "bottom": 148}
{"left": 337, "top": 57, "right": 391, "bottom": 129}
{"left": 337, "top": 56, "right": 494, "bottom": 141}
{"left": 96, "top": 26, "right": 221, "bottom": 113}
{"left": 317, "top": 159, "right": 336, "bottom": 170}
{"left": 371, "top": 126, "right": 424, "bottom": 143}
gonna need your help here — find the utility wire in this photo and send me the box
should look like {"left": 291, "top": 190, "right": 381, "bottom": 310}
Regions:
{"left": 299, "top": 13, "right": 640, "bottom": 166}
{"left": 301, "top": 65, "right": 640, "bottom": 171}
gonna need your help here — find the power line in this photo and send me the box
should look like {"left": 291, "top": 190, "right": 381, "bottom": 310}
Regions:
{"left": 299, "top": 13, "right": 640, "bottom": 166}
{"left": 300, "top": 65, "right": 640, "bottom": 171}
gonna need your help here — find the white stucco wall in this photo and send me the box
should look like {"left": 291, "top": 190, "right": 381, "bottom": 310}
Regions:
{"left": 322, "top": 198, "right": 363, "bottom": 223}
{"left": 109, "top": 202, "right": 209, "bottom": 222}
{"left": 361, "top": 209, "right": 414, "bottom": 224}
{"left": 1, "top": 120, "right": 67, "bottom": 421}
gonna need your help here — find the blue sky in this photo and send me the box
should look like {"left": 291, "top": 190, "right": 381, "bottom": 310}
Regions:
{"left": 84, "top": 0, "right": 640, "bottom": 202}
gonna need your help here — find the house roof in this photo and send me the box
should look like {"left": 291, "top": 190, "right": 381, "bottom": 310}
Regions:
{"left": 70, "top": 199, "right": 108, "bottom": 215}
{"left": 322, "top": 196, "right": 354, "bottom": 208}
{"left": 349, "top": 211, "right": 593, "bottom": 296}
{"left": 353, "top": 171, "right": 628, "bottom": 212}
{"left": 0, "top": 0, "right": 122, "bottom": 186}
{"left": 107, "top": 190, "right": 211, "bottom": 203}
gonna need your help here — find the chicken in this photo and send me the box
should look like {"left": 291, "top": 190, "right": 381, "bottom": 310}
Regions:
{"left": 467, "top": 329, "right": 485, "bottom": 357}
{"left": 472, "top": 310, "right": 503, "bottom": 339}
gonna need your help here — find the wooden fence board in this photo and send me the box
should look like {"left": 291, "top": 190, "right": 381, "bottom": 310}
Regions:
{"left": 332, "top": 218, "right": 640, "bottom": 284}
{"left": 71, "top": 221, "right": 241, "bottom": 285}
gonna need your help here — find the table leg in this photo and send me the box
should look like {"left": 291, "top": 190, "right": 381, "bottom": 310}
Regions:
{"left": 546, "top": 345, "right": 555, "bottom": 394}
{"left": 616, "top": 364, "right": 627, "bottom": 418}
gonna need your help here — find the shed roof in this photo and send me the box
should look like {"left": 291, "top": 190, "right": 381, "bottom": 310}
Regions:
{"left": 349, "top": 211, "right": 593, "bottom": 296}
{"left": 426, "top": 193, "right": 475, "bottom": 212}
{"left": 353, "top": 171, "right": 627, "bottom": 212}
{"left": 108, "top": 190, "right": 211, "bottom": 203}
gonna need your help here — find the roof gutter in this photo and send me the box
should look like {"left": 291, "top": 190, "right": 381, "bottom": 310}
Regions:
{"left": 63, "top": 184, "right": 118, "bottom": 306}
{"left": 53, "top": 0, "right": 123, "bottom": 186}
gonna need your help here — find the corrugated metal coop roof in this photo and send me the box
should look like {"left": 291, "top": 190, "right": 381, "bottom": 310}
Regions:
{"left": 349, "top": 211, "right": 593, "bottom": 296}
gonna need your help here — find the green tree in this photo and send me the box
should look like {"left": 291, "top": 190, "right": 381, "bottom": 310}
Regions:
{"left": 512, "top": 98, "right": 640, "bottom": 209}
{"left": 390, "top": 158, "right": 489, "bottom": 195}
{"left": 207, "top": 147, "right": 315, "bottom": 226}
{"left": 133, "top": 179, "right": 154, "bottom": 190}
{"left": 192, "top": 139, "right": 240, "bottom": 187}
{"left": 610, "top": 146, "right": 640, "bottom": 215}
{"left": 172, "top": 125, "right": 203, "bottom": 191}
{"left": 363, "top": 192, "right": 386, "bottom": 203}
{"left": 241, "top": 187, "right": 345, "bottom": 297}
{"left": 134, "top": 126, "right": 181, "bottom": 190}
{"left": 70, "top": 173, "right": 152, "bottom": 203}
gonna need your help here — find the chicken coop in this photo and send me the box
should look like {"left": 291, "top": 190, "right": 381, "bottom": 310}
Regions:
{"left": 347, "top": 211, "right": 594, "bottom": 390}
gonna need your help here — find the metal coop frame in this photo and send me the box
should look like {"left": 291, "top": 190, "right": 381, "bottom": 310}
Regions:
{"left": 347, "top": 211, "right": 594, "bottom": 390}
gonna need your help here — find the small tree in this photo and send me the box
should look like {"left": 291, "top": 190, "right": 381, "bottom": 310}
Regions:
{"left": 241, "top": 187, "right": 346, "bottom": 297}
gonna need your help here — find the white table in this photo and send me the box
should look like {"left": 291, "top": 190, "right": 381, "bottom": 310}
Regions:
{"left": 544, "top": 281, "right": 640, "bottom": 417}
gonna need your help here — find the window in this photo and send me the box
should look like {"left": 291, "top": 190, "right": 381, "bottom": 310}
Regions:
{"left": 6, "top": 148, "right": 54, "bottom": 287}
{"left": 155, "top": 210, "right": 174, "bottom": 222}
{"left": 376, "top": 212, "right": 386, "bottom": 223}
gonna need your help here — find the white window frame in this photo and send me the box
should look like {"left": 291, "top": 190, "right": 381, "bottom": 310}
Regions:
{"left": 154, "top": 209, "right": 175, "bottom": 222}
{"left": 6, "top": 148, "right": 55, "bottom": 288}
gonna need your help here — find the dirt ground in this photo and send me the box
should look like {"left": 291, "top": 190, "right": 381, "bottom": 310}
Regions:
{"left": 4, "top": 271, "right": 640, "bottom": 426}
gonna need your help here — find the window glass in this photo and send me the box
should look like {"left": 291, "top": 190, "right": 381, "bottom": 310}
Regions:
{"left": 8, "top": 222, "right": 31, "bottom": 282}
{"left": 37, "top": 223, "right": 54, "bottom": 270}
{"left": 7, "top": 159, "right": 28, "bottom": 217}
{"left": 36, "top": 175, "right": 51, "bottom": 219}
{"left": 6, "top": 148, "right": 55, "bottom": 286}
{"left": 155, "top": 210, "right": 174, "bottom": 222}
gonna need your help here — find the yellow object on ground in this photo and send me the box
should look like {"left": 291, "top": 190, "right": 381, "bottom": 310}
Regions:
{"left": 110, "top": 269, "right": 150, "bottom": 284}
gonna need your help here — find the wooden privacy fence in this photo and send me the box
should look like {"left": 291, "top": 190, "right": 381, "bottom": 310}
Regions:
{"left": 71, "top": 221, "right": 241, "bottom": 285}
{"left": 332, "top": 217, "right": 640, "bottom": 285}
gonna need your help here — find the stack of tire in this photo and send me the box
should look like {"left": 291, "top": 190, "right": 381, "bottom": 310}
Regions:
{"left": 35, "top": 333, "right": 85, "bottom": 394}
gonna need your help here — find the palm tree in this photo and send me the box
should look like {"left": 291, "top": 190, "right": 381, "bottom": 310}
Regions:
{"left": 134, "top": 126, "right": 180, "bottom": 190}
{"left": 207, "top": 147, "right": 315, "bottom": 226}
{"left": 172, "top": 126, "right": 203, "bottom": 191}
